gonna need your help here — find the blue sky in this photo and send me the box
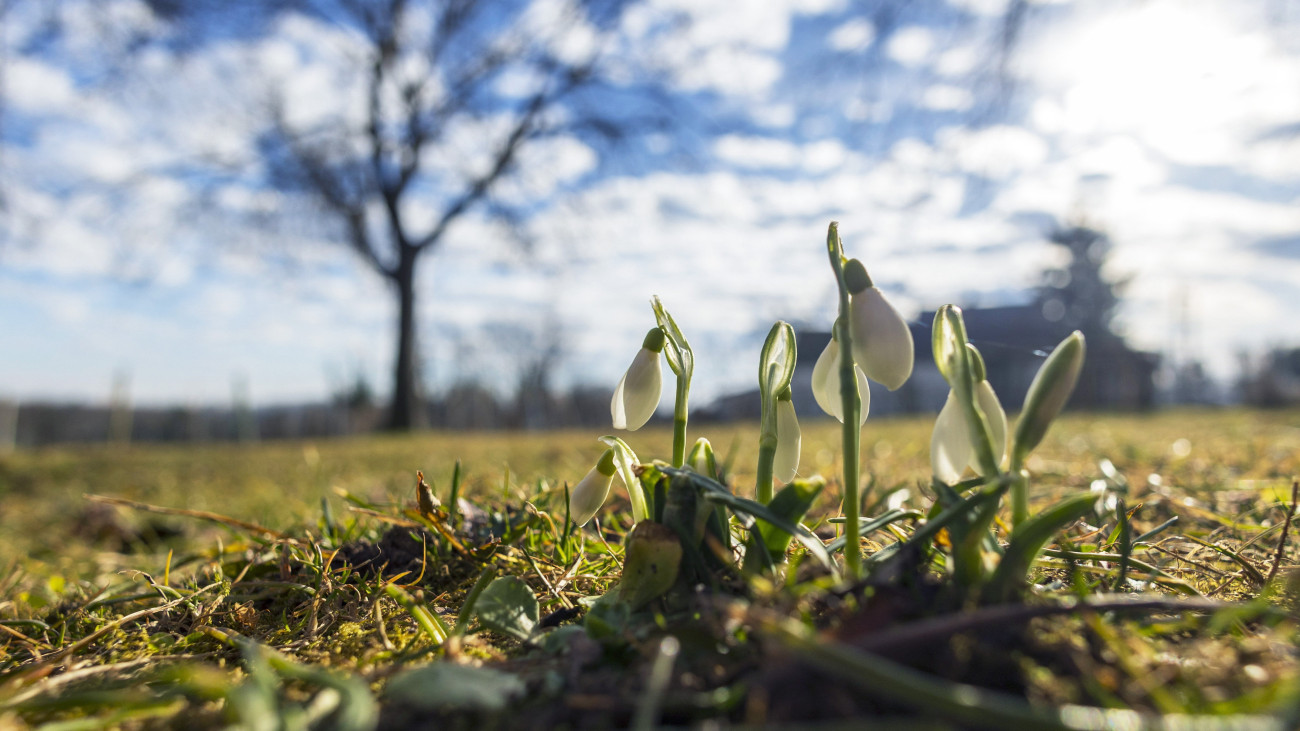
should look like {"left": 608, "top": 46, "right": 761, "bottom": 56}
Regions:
{"left": 2, "top": 0, "right": 1299, "bottom": 408}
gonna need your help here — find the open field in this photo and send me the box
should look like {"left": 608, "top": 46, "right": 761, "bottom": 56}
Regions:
{"left": 1, "top": 408, "right": 1298, "bottom": 728}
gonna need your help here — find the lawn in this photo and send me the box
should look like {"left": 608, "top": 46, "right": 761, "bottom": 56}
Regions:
{"left": 0, "top": 408, "right": 1298, "bottom": 729}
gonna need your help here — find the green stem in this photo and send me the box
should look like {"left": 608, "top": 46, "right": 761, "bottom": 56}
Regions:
{"left": 755, "top": 438, "right": 777, "bottom": 504}
{"left": 839, "top": 320, "right": 862, "bottom": 578}
{"left": 827, "top": 223, "right": 862, "bottom": 577}
{"left": 672, "top": 372, "right": 689, "bottom": 468}
{"left": 1011, "top": 468, "right": 1029, "bottom": 526}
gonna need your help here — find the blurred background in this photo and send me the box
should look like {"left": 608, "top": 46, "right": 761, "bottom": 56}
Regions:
{"left": 2, "top": 0, "right": 1299, "bottom": 446}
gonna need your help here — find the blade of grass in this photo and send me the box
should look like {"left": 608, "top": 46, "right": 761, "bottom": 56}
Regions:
{"left": 384, "top": 584, "right": 449, "bottom": 645}
{"left": 455, "top": 565, "right": 500, "bottom": 636}
{"left": 986, "top": 492, "right": 1098, "bottom": 603}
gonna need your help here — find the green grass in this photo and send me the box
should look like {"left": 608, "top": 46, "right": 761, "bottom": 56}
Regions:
{"left": 1, "top": 409, "right": 1298, "bottom": 729}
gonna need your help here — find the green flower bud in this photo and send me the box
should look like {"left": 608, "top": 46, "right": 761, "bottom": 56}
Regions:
{"left": 1012, "top": 331, "right": 1086, "bottom": 468}
{"left": 642, "top": 327, "right": 666, "bottom": 352}
{"left": 844, "top": 258, "right": 874, "bottom": 293}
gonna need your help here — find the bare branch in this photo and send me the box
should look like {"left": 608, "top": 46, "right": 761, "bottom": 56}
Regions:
{"left": 413, "top": 78, "right": 562, "bottom": 252}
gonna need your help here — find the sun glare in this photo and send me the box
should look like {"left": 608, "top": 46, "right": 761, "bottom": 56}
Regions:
{"left": 1033, "top": 2, "right": 1282, "bottom": 166}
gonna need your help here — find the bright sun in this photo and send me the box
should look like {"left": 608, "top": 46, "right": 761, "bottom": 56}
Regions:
{"left": 1029, "top": 1, "right": 1288, "bottom": 167}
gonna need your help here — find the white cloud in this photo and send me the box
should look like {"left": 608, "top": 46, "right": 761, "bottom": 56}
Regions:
{"left": 828, "top": 18, "right": 876, "bottom": 52}
{"left": 681, "top": 46, "right": 784, "bottom": 96}
{"left": 920, "top": 84, "right": 976, "bottom": 111}
{"left": 1027, "top": 0, "right": 1300, "bottom": 168}
{"left": 948, "top": 0, "right": 1011, "bottom": 16}
{"left": 6, "top": 58, "right": 77, "bottom": 114}
{"left": 939, "top": 125, "right": 1049, "bottom": 179}
{"left": 714, "top": 135, "right": 800, "bottom": 169}
{"left": 886, "top": 26, "right": 935, "bottom": 66}
{"left": 935, "top": 46, "right": 981, "bottom": 77}
{"left": 501, "top": 136, "right": 598, "bottom": 201}
{"left": 752, "top": 104, "right": 798, "bottom": 129}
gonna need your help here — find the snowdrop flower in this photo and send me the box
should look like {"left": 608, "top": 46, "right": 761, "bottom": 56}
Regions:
{"left": 931, "top": 378, "right": 1008, "bottom": 484}
{"left": 570, "top": 448, "right": 617, "bottom": 526}
{"left": 612, "top": 328, "right": 665, "bottom": 430}
{"left": 844, "top": 259, "right": 914, "bottom": 391}
{"left": 773, "top": 390, "right": 801, "bottom": 483}
{"left": 811, "top": 330, "right": 870, "bottom": 425}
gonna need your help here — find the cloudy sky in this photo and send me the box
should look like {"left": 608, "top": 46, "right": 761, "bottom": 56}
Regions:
{"left": 2, "top": 0, "right": 1298, "bottom": 409}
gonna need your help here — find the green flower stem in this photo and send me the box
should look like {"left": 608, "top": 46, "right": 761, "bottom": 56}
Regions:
{"left": 1011, "top": 468, "right": 1030, "bottom": 527}
{"left": 756, "top": 438, "right": 777, "bottom": 505}
{"left": 672, "top": 372, "right": 689, "bottom": 468}
{"left": 757, "top": 363, "right": 779, "bottom": 504}
{"left": 651, "top": 297, "right": 693, "bottom": 468}
{"left": 827, "top": 223, "right": 863, "bottom": 577}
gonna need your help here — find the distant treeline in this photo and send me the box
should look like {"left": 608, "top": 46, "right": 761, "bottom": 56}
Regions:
{"left": 3, "top": 382, "right": 626, "bottom": 447}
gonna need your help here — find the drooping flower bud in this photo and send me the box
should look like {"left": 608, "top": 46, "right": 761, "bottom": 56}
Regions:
{"left": 844, "top": 259, "right": 914, "bottom": 391}
{"left": 611, "top": 328, "right": 665, "bottom": 431}
{"left": 569, "top": 448, "right": 617, "bottom": 526}
{"left": 931, "top": 379, "right": 1008, "bottom": 484}
{"left": 811, "top": 331, "right": 870, "bottom": 425}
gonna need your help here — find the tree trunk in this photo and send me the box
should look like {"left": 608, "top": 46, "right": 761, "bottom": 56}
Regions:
{"left": 387, "top": 247, "right": 425, "bottom": 430}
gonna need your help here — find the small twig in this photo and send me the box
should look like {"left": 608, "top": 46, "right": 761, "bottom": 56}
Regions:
{"left": 1146, "top": 544, "right": 1231, "bottom": 578}
{"left": 1265, "top": 480, "right": 1298, "bottom": 586}
{"left": 522, "top": 547, "right": 571, "bottom": 609}
{"left": 0, "top": 623, "right": 48, "bottom": 657}
{"left": 1181, "top": 535, "right": 1267, "bottom": 587}
{"left": 0, "top": 585, "right": 219, "bottom": 703}
{"left": 373, "top": 596, "right": 395, "bottom": 651}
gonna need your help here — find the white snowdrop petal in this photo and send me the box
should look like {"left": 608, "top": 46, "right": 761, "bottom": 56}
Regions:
{"left": 849, "top": 287, "right": 915, "bottom": 391}
{"left": 811, "top": 337, "right": 870, "bottom": 426}
{"left": 773, "top": 399, "right": 802, "bottom": 484}
{"left": 612, "top": 347, "right": 662, "bottom": 431}
{"left": 975, "top": 380, "right": 1008, "bottom": 474}
{"left": 930, "top": 391, "right": 971, "bottom": 484}
{"left": 811, "top": 339, "right": 843, "bottom": 422}
{"left": 568, "top": 467, "right": 613, "bottom": 527}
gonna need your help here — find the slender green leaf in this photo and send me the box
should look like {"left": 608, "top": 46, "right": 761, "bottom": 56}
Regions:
{"left": 744, "top": 478, "right": 824, "bottom": 573}
{"left": 986, "top": 492, "right": 1099, "bottom": 603}
{"left": 665, "top": 466, "right": 836, "bottom": 576}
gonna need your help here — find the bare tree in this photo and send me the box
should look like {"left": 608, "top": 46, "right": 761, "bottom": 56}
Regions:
{"left": 44, "top": 0, "right": 675, "bottom": 430}
{"left": 242, "top": 0, "right": 667, "bottom": 429}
